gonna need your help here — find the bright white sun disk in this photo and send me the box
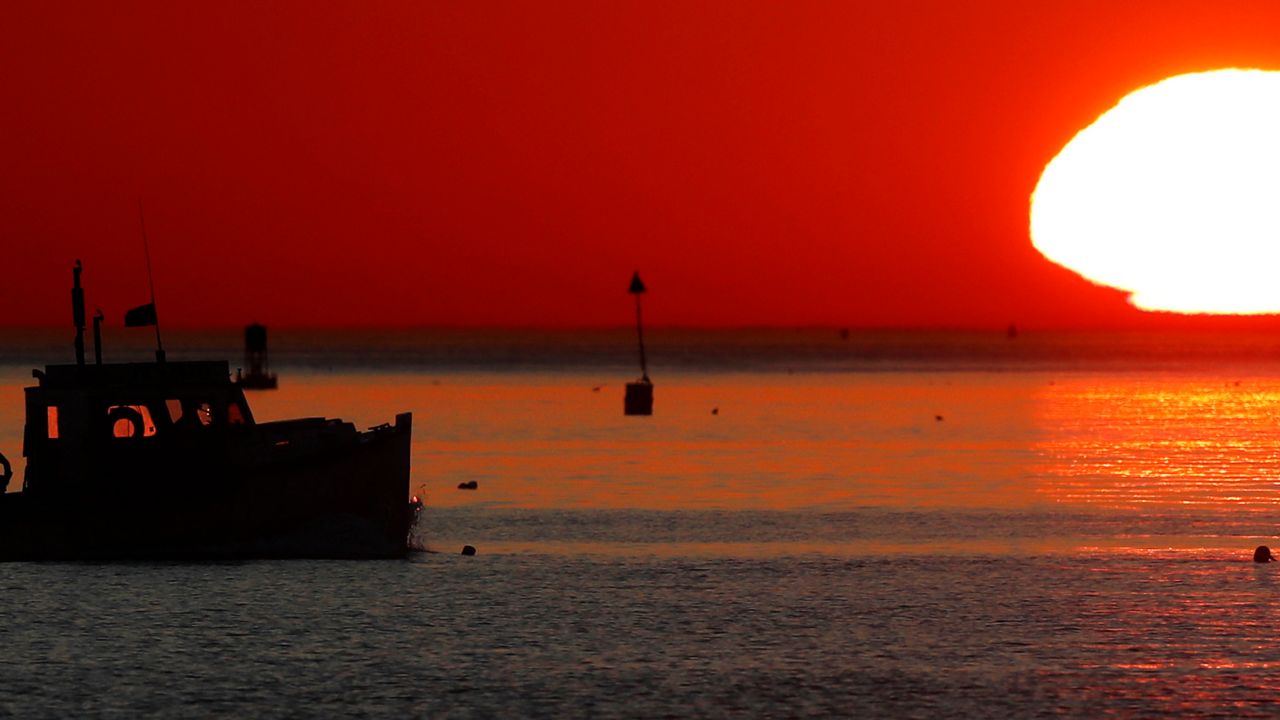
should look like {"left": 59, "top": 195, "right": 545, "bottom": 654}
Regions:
{"left": 1030, "top": 69, "right": 1280, "bottom": 314}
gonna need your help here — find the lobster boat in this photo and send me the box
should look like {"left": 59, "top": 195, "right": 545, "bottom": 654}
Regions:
{"left": 0, "top": 263, "right": 416, "bottom": 560}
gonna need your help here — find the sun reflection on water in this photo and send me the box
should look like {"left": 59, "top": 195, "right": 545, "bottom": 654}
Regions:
{"left": 1034, "top": 376, "right": 1280, "bottom": 510}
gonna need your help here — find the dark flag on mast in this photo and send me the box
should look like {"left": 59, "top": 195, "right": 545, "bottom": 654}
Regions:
{"left": 124, "top": 302, "right": 157, "bottom": 327}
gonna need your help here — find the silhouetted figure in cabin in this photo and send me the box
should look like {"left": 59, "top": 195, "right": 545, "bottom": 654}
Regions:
{"left": 174, "top": 400, "right": 205, "bottom": 430}
{"left": 0, "top": 452, "right": 10, "bottom": 493}
{"left": 1254, "top": 545, "right": 1276, "bottom": 563}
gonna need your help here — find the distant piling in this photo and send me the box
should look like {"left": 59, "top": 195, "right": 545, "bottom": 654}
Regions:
{"left": 237, "top": 323, "right": 278, "bottom": 390}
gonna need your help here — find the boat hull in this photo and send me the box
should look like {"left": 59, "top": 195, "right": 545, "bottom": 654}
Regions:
{"left": 0, "top": 413, "right": 413, "bottom": 561}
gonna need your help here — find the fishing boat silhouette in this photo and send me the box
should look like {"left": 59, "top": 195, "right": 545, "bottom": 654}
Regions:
{"left": 0, "top": 262, "right": 415, "bottom": 560}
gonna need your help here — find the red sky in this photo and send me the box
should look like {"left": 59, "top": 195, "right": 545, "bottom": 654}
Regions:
{"left": 5, "top": 1, "right": 1280, "bottom": 329}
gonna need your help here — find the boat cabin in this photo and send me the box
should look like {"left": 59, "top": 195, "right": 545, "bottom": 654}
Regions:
{"left": 21, "top": 360, "right": 254, "bottom": 497}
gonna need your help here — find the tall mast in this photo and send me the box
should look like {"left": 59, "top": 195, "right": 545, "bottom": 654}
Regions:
{"left": 629, "top": 271, "right": 648, "bottom": 381}
{"left": 623, "top": 271, "right": 654, "bottom": 416}
{"left": 72, "top": 260, "right": 85, "bottom": 366}
{"left": 138, "top": 200, "right": 165, "bottom": 362}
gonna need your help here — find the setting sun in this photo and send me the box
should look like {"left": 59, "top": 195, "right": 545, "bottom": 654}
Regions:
{"left": 1031, "top": 69, "right": 1280, "bottom": 314}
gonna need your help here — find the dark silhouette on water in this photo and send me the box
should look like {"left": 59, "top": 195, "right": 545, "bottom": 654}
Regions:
{"left": 236, "top": 323, "right": 279, "bottom": 390}
{"left": 0, "top": 262, "right": 415, "bottom": 560}
{"left": 1255, "top": 545, "right": 1276, "bottom": 563}
{"left": 624, "top": 271, "right": 654, "bottom": 416}
{"left": 458, "top": 480, "right": 478, "bottom": 490}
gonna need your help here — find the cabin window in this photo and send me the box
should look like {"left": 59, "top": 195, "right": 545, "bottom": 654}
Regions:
{"left": 46, "top": 406, "right": 59, "bottom": 439}
{"left": 107, "top": 405, "right": 157, "bottom": 439}
{"left": 168, "top": 400, "right": 216, "bottom": 428}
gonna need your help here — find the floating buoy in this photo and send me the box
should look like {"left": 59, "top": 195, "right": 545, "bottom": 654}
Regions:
{"left": 457, "top": 480, "right": 478, "bottom": 490}
{"left": 1255, "top": 545, "right": 1275, "bottom": 563}
{"left": 461, "top": 545, "right": 477, "bottom": 556}
{"left": 625, "top": 380, "right": 653, "bottom": 416}
{"left": 624, "top": 271, "right": 654, "bottom": 416}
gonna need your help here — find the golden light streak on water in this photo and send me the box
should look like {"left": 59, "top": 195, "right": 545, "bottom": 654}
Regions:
{"left": 1034, "top": 375, "right": 1280, "bottom": 510}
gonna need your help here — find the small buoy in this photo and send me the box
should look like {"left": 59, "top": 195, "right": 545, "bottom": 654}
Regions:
{"left": 624, "top": 380, "right": 653, "bottom": 416}
{"left": 935, "top": 415, "right": 944, "bottom": 422}
{"left": 1255, "top": 545, "right": 1275, "bottom": 563}
{"left": 711, "top": 407, "right": 719, "bottom": 415}
{"left": 592, "top": 386, "right": 602, "bottom": 392}
{"left": 457, "top": 480, "right": 478, "bottom": 490}
{"left": 461, "top": 545, "right": 476, "bottom": 556}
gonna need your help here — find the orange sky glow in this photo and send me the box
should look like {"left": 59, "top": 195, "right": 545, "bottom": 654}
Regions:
{"left": 7, "top": 1, "right": 1280, "bottom": 329}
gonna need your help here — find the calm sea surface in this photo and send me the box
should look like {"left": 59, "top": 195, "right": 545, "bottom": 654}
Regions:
{"left": 4, "top": 329, "right": 1280, "bottom": 717}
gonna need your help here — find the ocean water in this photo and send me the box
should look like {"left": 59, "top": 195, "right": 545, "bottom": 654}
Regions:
{"left": 3, "top": 329, "right": 1280, "bottom": 717}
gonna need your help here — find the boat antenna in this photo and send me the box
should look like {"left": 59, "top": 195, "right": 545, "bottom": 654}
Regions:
{"left": 629, "top": 271, "right": 648, "bottom": 381}
{"left": 72, "top": 260, "right": 85, "bottom": 367}
{"left": 137, "top": 199, "right": 165, "bottom": 363}
{"left": 92, "top": 309, "right": 104, "bottom": 366}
